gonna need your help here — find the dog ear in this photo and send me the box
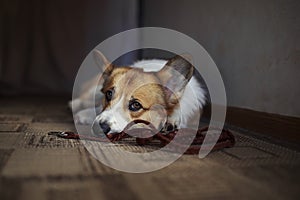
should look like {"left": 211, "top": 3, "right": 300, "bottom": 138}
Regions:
{"left": 93, "top": 49, "right": 110, "bottom": 67}
{"left": 157, "top": 55, "right": 194, "bottom": 105}
{"left": 92, "top": 50, "right": 114, "bottom": 79}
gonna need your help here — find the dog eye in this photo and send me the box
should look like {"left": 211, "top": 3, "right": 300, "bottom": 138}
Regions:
{"left": 105, "top": 90, "right": 113, "bottom": 101}
{"left": 129, "top": 101, "right": 142, "bottom": 111}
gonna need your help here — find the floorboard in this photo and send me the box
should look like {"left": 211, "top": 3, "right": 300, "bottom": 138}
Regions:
{"left": 0, "top": 96, "right": 299, "bottom": 200}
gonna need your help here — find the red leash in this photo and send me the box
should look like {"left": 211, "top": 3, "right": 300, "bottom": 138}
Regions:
{"left": 48, "top": 120, "right": 235, "bottom": 155}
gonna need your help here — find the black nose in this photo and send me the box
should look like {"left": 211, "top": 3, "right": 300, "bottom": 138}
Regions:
{"left": 99, "top": 121, "right": 111, "bottom": 134}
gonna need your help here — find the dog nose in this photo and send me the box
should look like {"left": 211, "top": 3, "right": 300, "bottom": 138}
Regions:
{"left": 99, "top": 121, "right": 111, "bottom": 134}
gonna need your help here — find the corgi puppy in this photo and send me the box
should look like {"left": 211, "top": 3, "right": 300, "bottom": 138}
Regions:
{"left": 71, "top": 50, "right": 206, "bottom": 135}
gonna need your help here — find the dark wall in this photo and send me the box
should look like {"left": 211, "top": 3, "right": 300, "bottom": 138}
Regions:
{"left": 0, "top": 0, "right": 138, "bottom": 95}
{"left": 143, "top": 0, "right": 300, "bottom": 117}
{"left": 1, "top": 0, "right": 299, "bottom": 117}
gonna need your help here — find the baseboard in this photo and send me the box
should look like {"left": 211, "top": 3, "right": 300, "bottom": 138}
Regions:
{"left": 202, "top": 105, "right": 300, "bottom": 144}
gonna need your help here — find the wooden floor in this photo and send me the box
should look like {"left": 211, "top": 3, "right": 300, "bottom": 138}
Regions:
{"left": 0, "top": 96, "right": 299, "bottom": 200}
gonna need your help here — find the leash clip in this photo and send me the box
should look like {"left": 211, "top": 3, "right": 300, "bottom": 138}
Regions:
{"left": 48, "top": 131, "right": 79, "bottom": 139}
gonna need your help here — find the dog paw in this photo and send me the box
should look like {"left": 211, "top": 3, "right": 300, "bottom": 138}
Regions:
{"left": 161, "top": 123, "right": 178, "bottom": 133}
{"left": 74, "top": 115, "right": 94, "bottom": 125}
{"left": 74, "top": 109, "right": 95, "bottom": 125}
{"left": 69, "top": 99, "right": 82, "bottom": 113}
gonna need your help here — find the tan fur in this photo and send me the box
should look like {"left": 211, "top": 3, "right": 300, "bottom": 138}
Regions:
{"left": 72, "top": 51, "right": 201, "bottom": 133}
{"left": 101, "top": 66, "right": 174, "bottom": 128}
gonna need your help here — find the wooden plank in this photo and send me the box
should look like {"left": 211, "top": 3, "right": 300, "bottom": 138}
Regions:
{"left": 202, "top": 104, "right": 300, "bottom": 144}
{"left": 0, "top": 123, "right": 25, "bottom": 132}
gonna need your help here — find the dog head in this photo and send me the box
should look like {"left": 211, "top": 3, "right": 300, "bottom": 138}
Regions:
{"left": 93, "top": 50, "right": 194, "bottom": 135}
